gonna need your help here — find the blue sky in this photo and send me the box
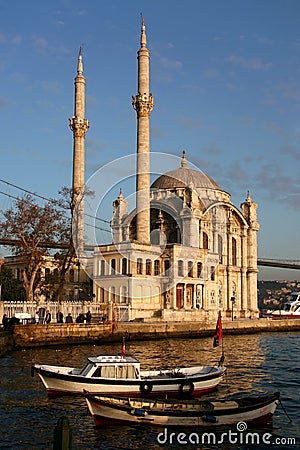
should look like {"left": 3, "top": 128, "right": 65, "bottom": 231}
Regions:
{"left": 0, "top": 0, "right": 299, "bottom": 280}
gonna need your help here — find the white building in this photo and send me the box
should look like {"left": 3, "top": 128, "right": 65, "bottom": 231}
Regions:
{"left": 91, "top": 19, "right": 260, "bottom": 322}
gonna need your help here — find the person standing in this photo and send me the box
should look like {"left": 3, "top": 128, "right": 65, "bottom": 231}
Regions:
{"left": 65, "top": 313, "right": 73, "bottom": 323}
{"left": 56, "top": 310, "right": 64, "bottom": 323}
{"left": 2, "top": 314, "right": 9, "bottom": 330}
{"left": 44, "top": 310, "right": 51, "bottom": 324}
{"left": 86, "top": 310, "right": 92, "bottom": 323}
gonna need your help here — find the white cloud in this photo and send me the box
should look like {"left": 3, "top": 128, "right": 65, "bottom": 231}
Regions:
{"left": 226, "top": 55, "right": 272, "bottom": 71}
{"left": 32, "top": 36, "right": 48, "bottom": 51}
{"left": 176, "top": 114, "right": 202, "bottom": 129}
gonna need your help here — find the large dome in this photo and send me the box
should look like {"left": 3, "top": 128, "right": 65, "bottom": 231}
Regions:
{"left": 151, "top": 166, "right": 220, "bottom": 190}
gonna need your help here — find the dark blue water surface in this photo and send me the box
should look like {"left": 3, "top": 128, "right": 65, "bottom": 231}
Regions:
{"left": 0, "top": 332, "right": 299, "bottom": 449}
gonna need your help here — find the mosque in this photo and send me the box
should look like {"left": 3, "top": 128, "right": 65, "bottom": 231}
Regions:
{"left": 70, "top": 18, "right": 260, "bottom": 323}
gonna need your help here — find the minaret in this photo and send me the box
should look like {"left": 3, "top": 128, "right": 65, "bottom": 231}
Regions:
{"left": 69, "top": 48, "right": 89, "bottom": 255}
{"left": 132, "top": 17, "right": 154, "bottom": 244}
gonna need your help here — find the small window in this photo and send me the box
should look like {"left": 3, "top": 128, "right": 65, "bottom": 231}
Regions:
{"left": 188, "top": 261, "right": 193, "bottom": 277}
{"left": 111, "top": 259, "right": 116, "bottom": 275}
{"left": 203, "top": 232, "right": 209, "bottom": 249}
{"left": 164, "top": 259, "right": 170, "bottom": 275}
{"left": 218, "top": 234, "right": 223, "bottom": 262}
{"left": 92, "top": 367, "right": 102, "bottom": 377}
{"left": 154, "top": 260, "right": 160, "bottom": 276}
{"left": 146, "top": 259, "right": 151, "bottom": 275}
{"left": 137, "top": 258, "right": 143, "bottom": 275}
{"left": 122, "top": 258, "right": 127, "bottom": 275}
{"left": 232, "top": 237, "right": 237, "bottom": 266}
{"left": 197, "top": 262, "right": 202, "bottom": 278}
{"left": 178, "top": 260, "right": 183, "bottom": 277}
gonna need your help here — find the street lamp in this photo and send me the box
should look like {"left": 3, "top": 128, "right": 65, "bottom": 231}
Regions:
{"left": 230, "top": 296, "right": 235, "bottom": 321}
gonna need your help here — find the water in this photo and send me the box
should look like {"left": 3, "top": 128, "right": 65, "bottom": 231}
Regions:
{"left": 0, "top": 332, "right": 299, "bottom": 449}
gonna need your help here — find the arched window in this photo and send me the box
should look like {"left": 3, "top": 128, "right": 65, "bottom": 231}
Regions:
{"left": 111, "top": 258, "right": 116, "bottom": 275}
{"left": 137, "top": 258, "right": 143, "bottom": 275}
{"left": 232, "top": 237, "right": 237, "bottom": 266}
{"left": 122, "top": 258, "right": 127, "bottom": 275}
{"left": 146, "top": 259, "right": 151, "bottom": 275}
{"left": 203, "top": 232, "right": 209, "bottom": 249}
{"left": 210, "top": 265, "right": 215, "bottom": 281}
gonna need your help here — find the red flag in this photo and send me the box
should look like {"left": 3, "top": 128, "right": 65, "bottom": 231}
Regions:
{"left": 121, "top": 337, "right": 126, "bottom": 358}
{"left": 213, "top": 312, "right": 222, "bottom": 348}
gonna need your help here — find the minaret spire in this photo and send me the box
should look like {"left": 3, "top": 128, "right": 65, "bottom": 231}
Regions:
{"left": 132, "top": 17, "right": 154, "bottom": 244}
{"left": 140, "top": 16, "right": 147, "bottom": 48}
{"left": 77, "top": 46, "right": 83, "bottom": 75}
{"left": 69, "top": 47, "right": 89, "bottom": 255}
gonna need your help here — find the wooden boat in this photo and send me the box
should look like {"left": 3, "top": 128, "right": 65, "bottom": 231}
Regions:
{"left": 85, "top": 391, "right": 280, "bottom": 427}
{"left": 32, "top": 352, "right": 226, "bottom": 397}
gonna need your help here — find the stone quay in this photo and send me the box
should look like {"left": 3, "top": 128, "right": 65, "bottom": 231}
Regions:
{"left": 0, "top": 318, "right": 300, "bottom": 357}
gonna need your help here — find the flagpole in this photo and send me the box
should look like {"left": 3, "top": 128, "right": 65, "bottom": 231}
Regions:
{"left": 217, "top": 311, "right": 225, "bottom": 367}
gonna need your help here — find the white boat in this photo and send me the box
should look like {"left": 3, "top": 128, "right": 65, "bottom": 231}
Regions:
{"left": 272, "top": 292, "right": 300, "bottom": 319}
{"left": 32, "top": 346, "right": 226, "bottom": 398}
{"left": 85, "top": 391, "right": 280, "bottom": 427}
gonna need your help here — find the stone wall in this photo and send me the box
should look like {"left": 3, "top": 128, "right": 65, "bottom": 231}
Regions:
{"left": 8, "top": 318, "right": 300, "bottom": 351}
{"left": 0, "top": 330, "right": 14, "bottom": 357}
{"left": 12, "top": 323, "right": 112, "bottom": 349}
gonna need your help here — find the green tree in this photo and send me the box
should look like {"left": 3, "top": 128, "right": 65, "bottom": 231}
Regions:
{"left": 0, "top": 194, "right": 70, "bottom": 303}
{"left": 0, "top": 266, "right": 26, "bottom": 302}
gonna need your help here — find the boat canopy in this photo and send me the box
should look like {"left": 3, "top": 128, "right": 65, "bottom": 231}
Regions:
{"left": 80, "top": 354, "right": 141, "bottom": 379}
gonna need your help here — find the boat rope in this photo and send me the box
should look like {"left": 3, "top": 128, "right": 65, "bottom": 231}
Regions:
{"left": 279, "top": 398, "right": 293, "bottom": 423}
{"left": 218, "top": 353, "right": 225, "bottom": 367}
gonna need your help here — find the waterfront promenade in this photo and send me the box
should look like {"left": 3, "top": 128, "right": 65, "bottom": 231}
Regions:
{"left": 1, "top": 317, "right": 300, "bottom": 356}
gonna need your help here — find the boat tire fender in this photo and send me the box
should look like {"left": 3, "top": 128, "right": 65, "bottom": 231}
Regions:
{"left": 179, "top": 381, "right": 194, "bottom": 395}
{"left": 140, "top": 381, "right": 153, "bottom": 394}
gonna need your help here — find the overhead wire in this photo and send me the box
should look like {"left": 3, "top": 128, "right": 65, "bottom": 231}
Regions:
{"left": 0, "top": 178, "right": 111, "bottom": 231}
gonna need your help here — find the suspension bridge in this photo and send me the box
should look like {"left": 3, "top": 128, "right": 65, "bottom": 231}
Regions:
{"left": 0, "top": 238, "right": 299, "bottom": 270}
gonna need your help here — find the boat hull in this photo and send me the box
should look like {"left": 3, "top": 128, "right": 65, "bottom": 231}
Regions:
{"left": 33, "top": 365, "right": 226, "bottom": 398}
{"left": 272, "top": 312, "right": 300, "bottom": 320}
{"left": 85, "top": 392, "right": 280, "bottom": 427}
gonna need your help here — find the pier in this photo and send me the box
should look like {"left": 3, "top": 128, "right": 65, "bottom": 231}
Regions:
{"left": 0, "top": 318, "right": 299, "bottom": 356}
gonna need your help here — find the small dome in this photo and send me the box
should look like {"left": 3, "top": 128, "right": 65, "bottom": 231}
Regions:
{"left": 151, "top": 167, "right": 220, "bottom": 190}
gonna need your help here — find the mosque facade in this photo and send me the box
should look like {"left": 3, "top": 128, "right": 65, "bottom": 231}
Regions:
{"left": 88, "top": 19, "right": 260, "bottom": 322}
